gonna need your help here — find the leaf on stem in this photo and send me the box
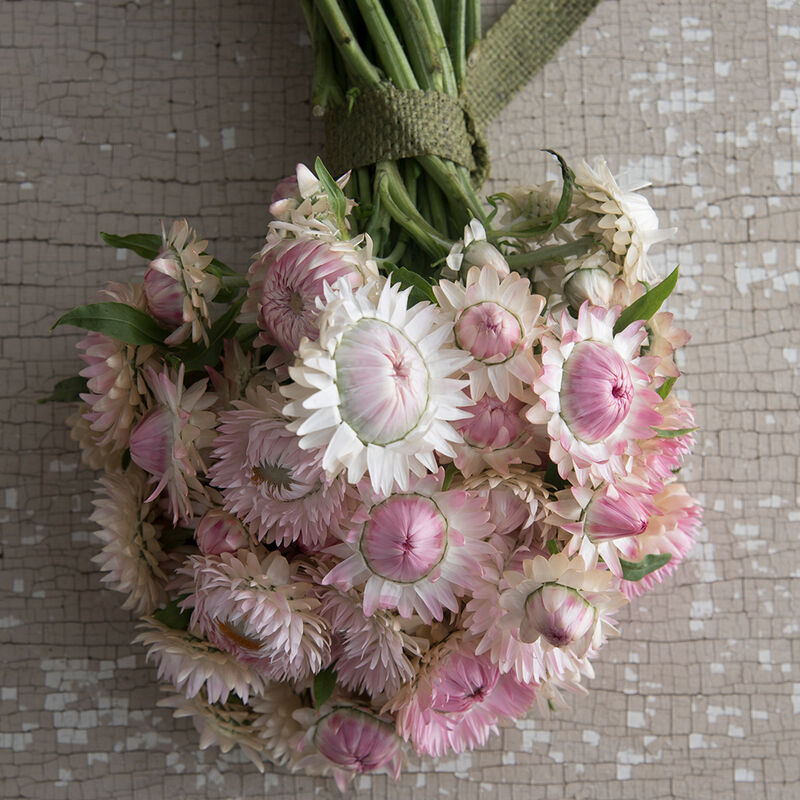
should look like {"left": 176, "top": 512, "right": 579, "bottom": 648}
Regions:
{"left": 52, "top": 302, "right": 168, "bottom": 345}
{"left": 38, "top": 375, "right": 88, "bottom": 404}
{"left": 542, "top": 149, "right": 575, "bottom": 233}
{"left": 613, "top": 267, "right": 679, "bottom": 335}
{"left": 313, "top": 666, "right": 337, "bottom": 708}
{"left": 619, "top": 553, "right": 672, "bottom": 582}
{"left": 315, "top": 157, "right": 349, "bottom": 235}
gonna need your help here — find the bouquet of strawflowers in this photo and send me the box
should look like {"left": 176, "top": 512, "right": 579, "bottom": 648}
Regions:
{"left": 48, "top": 0, "right": 701, "bottom": 789}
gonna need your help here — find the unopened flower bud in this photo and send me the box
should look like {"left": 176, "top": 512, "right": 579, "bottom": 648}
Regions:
{"left": 463, "top": 240, "right": 510, "bottom": 278}
{"left": 143, "top": 264, "right": 185, "bottom": 327}
{"left": 563, "top": 267, "right": 615, "bottom": 308}
{"left": 195, "top": 509, "right": 250, "bottom": 555}
{"left": 520, "top": 584, "right": 595, "bottom": 647}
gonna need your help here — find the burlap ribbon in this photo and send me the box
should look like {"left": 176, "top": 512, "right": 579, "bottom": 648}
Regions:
{"left": 324, "top": 0, "right": 600, "bottom": 187}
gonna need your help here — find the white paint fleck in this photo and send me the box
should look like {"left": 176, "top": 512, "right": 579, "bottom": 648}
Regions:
{"left": 710, "top": 663, "right": 725, "bottom": 674}
{"left": 715, "top": 61, "right": 731, "bottom": 77}
{"left": 627, "top": 711, "right": 646, "bottom": 728}
{"left": 502, "top": 751, "right": 515, "bottom": 765}
{"left": 4, "top": 488, "right": 18, "bottom": 508}
{"left": 1, "top": 688, "right": 17, "bottom": 701}
{"left": 583, "top": 730, "right": 600, "bottom": 746}
{"left": 734, "top": 768, "right": 756, "bottom": 782}
{"left": 728, "top": 725, "right": 745, "bottom": 738}
{"left": 782, "top": 348, "right": 798, "bottom": 363}
{"left": 198, "top": 133, "right": 210, "bottom": 148}
{"left": 221, "top": 127, "right": 236, "bottom": 151}
{"left": 171, "top": 50, "right": 183, "bottom": 60}
{"left": 689, "top": 733, "right": 706, "bottom": 749}
{"left": 690, "top": 600, "right": 714, "bottom": 619}
{"left": 20, "top": 182, "right": 34, "bottom": 190}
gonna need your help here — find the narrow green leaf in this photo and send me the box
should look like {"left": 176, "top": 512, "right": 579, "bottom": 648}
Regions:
{"left": 38, "top": 375, "right": 88, "bottom": 404}
{"left": 546, "top": 539, "right": 559, "bottom": 555}
{"left": 315, "top": 157, "right": 348, "bottom": 234}
{"left": 619, "top": 553, "right": 672, "bottom": 582}
{"left": 385, "top": 264, "right": 437, "bottom": 305}
{"left": 100, "top": 232, "right": 162, "bottom": 260}
{"left": 313, "top": 666, "right": 337, "bottom": 708}
{"left": 543, "top": 149, "right": 575, "bottom": 233}
{"left": 53, "top": 302, "right": 168, "bottom": 345}
{"left": 543, "top": 461, "right": 568, "bottom": 491}
{"left": 442, "top": 462, "right": 459, "bottom": 491}
{"left": 614, "top": 267, "right": 679, "bottom": 335}
{"left": 152, "top": 599, "right": 191, "bottom": 630}
{"left": 653, "top": 426, "right": 697, "bottom": 439}
{"left": 656, "top": 376, "right": 676, "bottom": 400}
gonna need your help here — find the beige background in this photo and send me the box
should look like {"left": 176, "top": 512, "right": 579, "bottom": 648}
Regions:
{"left": 1, "top": 0, "right": 798, "bottom": 798}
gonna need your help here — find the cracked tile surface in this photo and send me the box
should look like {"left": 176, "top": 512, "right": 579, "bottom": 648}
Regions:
{"left": 1, "top": 1, "right": 798, "bottom": 798}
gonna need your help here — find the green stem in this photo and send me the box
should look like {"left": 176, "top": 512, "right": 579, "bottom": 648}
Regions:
{"left": 505, "top": 236, "right": 597, "bottom": 269}
{"left": 423, "top": 175, "right": 450, "bottom": 237}
{"left": 388, "top": 0, "right": 442, "bottom": 92}
{"left": 446, "top": 0, "right": 466, "bottom": 90}
{"left": 417, "top": 0, "right": 458, "bottom": 96}
{"left": 354, "top": 0, "right": 419, "bottom": 89}
{"left": 465, "top": 0, "right": 480, "bottom": 63}
{"left": 313, "top": 0, "right": 381, "bottom": 86}
{"left": 303, "top": 1, "right": 346, "bottom": 111}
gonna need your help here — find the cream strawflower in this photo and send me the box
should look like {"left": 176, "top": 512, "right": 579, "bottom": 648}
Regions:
{"left": 322, "top": 471, "right": 494, "bottom": 624}
{"left": 181, "top": 549, "right": 330, "bottom": 682}
{"left": 129, "top": 364, "right": 217, "bottom": 523}
{"left": 158, "top": 691, "right": 266, "bottom": 771}
{"left": 251, "top": 682, "right": 305, "bottom": 768}
{"left": 135, "top": 618, "right": 266, "bottom": 703}
{"left": 527, "top": 303, "right": 663, "bottom": 486}
{"left": 499, "top": 551, "right": 627, "bottom": 659}
{"left": 209, "top": 384, "right": 349, "bottom": 549}
{"left": 435, "top": 265, "right": 545, "bottom": 402}
{"left": 574, "top": 158, "right": 675, "bottom": 286}
{"left": 90, "top": 467, "right": 167, "bottom": 615}
{"left": 282, "top": 277, "right": 473, "bottom": 495}
{"left": 143, "top": 219, "right": 221, "bottom": 346}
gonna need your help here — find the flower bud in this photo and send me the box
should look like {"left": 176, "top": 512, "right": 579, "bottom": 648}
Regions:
{"left": 143, "top": 264, "right": 185, "bottom": 327}
{"left": 194, "top": 509, "right": 250, "bottom": 555}
{"left": 563, "top": 267, "right": 615, "bottom": 308}
{"left": 520, "top": 584, "right": 595, "bottom": 647}
{"left": 129, "top": 407, "right": 172, "bottom": 477}
{"left": 583, "top": 487, "right": 651, "bottom": 543}
{"left": 314, "top": 708, "right": 403, "bottom": 780}
{"left": 463, "top": 240, "right": 510, "bottom": 278}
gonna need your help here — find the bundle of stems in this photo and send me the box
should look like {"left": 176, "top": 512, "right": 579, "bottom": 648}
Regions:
{"left": 301, "top": 0, "right": 487, "bottom": 272}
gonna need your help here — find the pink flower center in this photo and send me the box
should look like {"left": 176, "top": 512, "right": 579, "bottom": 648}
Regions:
{"left": 360, "top": 495, "right": 447, "bottom": 583}
{"left": 456, "top": 392, "right": 526, "bottom": 450}
{"left": 336, "top": 319, "right": 429, "bottom": 445}
{"left": 430, "top": 651, "right": 499, "bottom": 713}
{"left": 455, "top": 301, "right": 522, "bottom": 362}
{"left": 560, "top": 341, "right": 634, "bottom": 442}
{"left": 314, "top": 709, "right": 399, "bottom": 774}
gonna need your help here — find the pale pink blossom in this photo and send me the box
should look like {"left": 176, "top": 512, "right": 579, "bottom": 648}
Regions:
{"left": 194, "top": 509, "right": 252, "bottom": 555}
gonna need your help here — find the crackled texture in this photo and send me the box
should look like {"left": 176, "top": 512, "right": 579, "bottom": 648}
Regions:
{"left": 1, "top": 1, "right": 798, "bottom": 798}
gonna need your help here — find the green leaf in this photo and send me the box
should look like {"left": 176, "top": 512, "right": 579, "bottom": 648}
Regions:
{"left": 385, "top": 264, "right": 437, "bottom": 305}
{"left": 313, "top": 666, "right": 337, "bottom": 709}
{"left": 543, "top": 149, "right": 575, "bottom": 233}
{"left": 152, "top": 599, "right": 191, "bottom": 631}
{"left": 100, "top": 232, "right": 162, "bottom": 260}
{"left": 315, "top": 157, "right": 348, "bottom": 235}
{"left": 159, "top": 526, "right": 195, "bottom": 550}
{"left": 178, "top": 297, "right": 245, "bottom": 372}
{"left": 656, "top": 376, "right": 676, "bottom": 400}
{"left": 442, "top": 463, "right": 459, "bottom": 491}
{"left": 546, "top": 539, "right": 559, "bottom": 555}
{"left": 653, "top": 426, "right": 697, "bottom": 439}
{"left": 613, "top": 267, "right": 679, "bottom": 335}
{"left": 543, "top": 461, "right": 568, "bottom": 491}
{"left": 53, "top": 302, "right": 168, "bottom": 345}
{"left": 38, "top": 375, "right": 88, "bottom": 404}
{"left": 619, "top": 553, "right": 672, "bottom": 582}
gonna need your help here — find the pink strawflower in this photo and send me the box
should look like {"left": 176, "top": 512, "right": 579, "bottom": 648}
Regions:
{"left": 194, "top": 509, "right": 252, "bottom": 555}
{"left": 389, "top": 637, "right": 536, "bottom": 757}
{"left": 547, "top": 483, "right": 655, "bottom": 577}
{"left": 294, "top": 705, "right": 404, "bottom": 790}
{"left": 143, "top": 219, "right": 221, "bottom": 346}
{"left": 322, "top": 471, "right": 494, "bottom": 624}
{"left": 499, "top": 551, "right": 627, "bottom": 659}
{"left": 77, "top": 282, "right": 157, "bottom": 453}
{"left": 208, "top": 384, "right": 349, "bottom": 550}
{"left": 620, "top": 481, "right": 702, "bottom": 598}
{"left": 317, "top": 575, "right": 426, "bottom": 699}
{"left": 452, "top": 390, "right": 542, "bottom": 477}
{"left": 180, "top": 549, "right": 330, "bottom": 682}
{"left": 435, "top": 265, "right": 546, "bottom": 401}
{"left": 528, "top": 303, "right": 663, "bottom": 486}
{"left": 647, "top": 311, "right": 691, "bottom": 380}
{"left": 129, "top": 364, "right": 216, "bottom": 523}
{"left": 244, "top": 235, "right": 377, "bottom": 355}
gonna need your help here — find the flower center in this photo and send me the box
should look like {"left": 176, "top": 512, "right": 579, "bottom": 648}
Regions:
{"left": 456, "top": 392, "right": 526, "bottom": 450}
{"left": 454, "top": 301, "right": 522, "bottom": 363}
{"left": 289, "top": 290, "right": 305, "bottom": 315}
{"left": 430, "top": 652, "right": 499, "bottom": 713}
{"left": 560, "top": 340, "right": 634, "bottom": 442}
{"left": 360, "top": 495, "right": 447, "bottom": 583}
{"left": 336, "top": 318, "right": 429, "bottom": 446}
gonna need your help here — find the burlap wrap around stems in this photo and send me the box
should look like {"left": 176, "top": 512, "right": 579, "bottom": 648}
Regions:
{"left": 325, "top": 0, "right": 600, "bottom": 187}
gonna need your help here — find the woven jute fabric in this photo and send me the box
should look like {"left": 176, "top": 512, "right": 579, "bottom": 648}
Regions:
{"left": 325, "top": 0, "right": 600, "bottom": 185}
